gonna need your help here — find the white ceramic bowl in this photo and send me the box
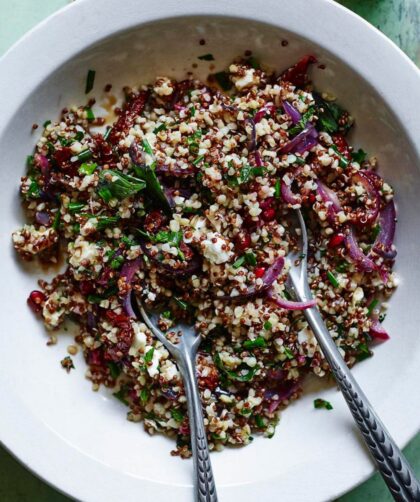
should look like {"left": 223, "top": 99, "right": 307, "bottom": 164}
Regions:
{"left": 0, "top": 1, "right": 419, "bottom": 501}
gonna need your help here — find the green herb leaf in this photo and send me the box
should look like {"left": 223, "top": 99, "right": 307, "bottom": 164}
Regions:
{"left": 85, "top": 107, "right": 95, "bottom": 121}
{"left": 335, "top": 261, "right": 349, "bottom": 273}
{"left": 245, "top": 251, "right": 257, "bottom": 266}
{"left": 274, "top": 179, "right": 281, "bottom": 198}
{"left": 198, "top": 53, "right": 215, "bottom": 61}
{"left": 174, "top": 297, "right": 189, "bottom": 310}
{"left": 113, "top": 386, "right": 129, "bottom": 405}
{"left": 144, "top": 347, "right": 155, "bottom": 364}
{"left": 26, "top": 178, "right": 41, "bottom": 199}
{"left": 214, "top": 71, "right": 233, "bottom": 91}
{"left": 75, "top": 149, "right": 92, "bottom": 162}
{"left": 43, "top": 120, "right": 51, "bottom": 128}
{"left": 283, "top": 347, "right": 294, "bottom": 360}
{"left": 367, "top": 298, "right": 379, "bottom": 316}
{"left": 351, "top": 148, "right": 367, "bottom": 164}
{"left": 246, "top": 56, "right": 260, "bottom": 69}
{"left": 243, "top": 337, "right": 267, "bottom": 350}
{"left": 79, "top": 162, "right": 98, "bottom": 175}
{"left": 103, "top": 127, "right": 112, "bottom": 141}
{"left": 99, "top": 169, "right": 146, "bottom": 201}
{"left": 214, "top": 353, "right": 257, "bottom": 382}
{"left": 331, "top": 145, "right": 349, "bottom": 169}
{"left": 314, "top": 398, "right": 333, "bottom": 410}
{"left": 68, "top": 201, "right": 86, "bottom": 214}
{"left": 110, "top": 255, "right": 124, "bottom": 270}
{"left": 140, "top": 388, "right": 149, "bottom": 404}
{"left": 95, "top": 215, "right": 119, "bottom": 231}
{"left": 263, "top": 321, "right": 272, "bottom": 330}
{"left": 171, "top": 408, "right": 184, "bottom": 422}
{"left": 233, "top": 256, "right": 245, "bottom": 269}
{"left": 371, "top": 224, "right": 381, "bottom": 240}
{"left": 356, "top": 342, "right": 372, "bottom": 362}
{"left": 107, "top": 362, "right": 121, "bottom": 380}
{"left": 288, "top": 106, "right": 316, "bottom": 136}
{"left": 142, "top": 138, "right": 153, "bottom": 155}
{"left": 132, "top": 160, "right": 172, "bottom": 214}
{"left": 327, "top": 271, "right": 339, "bottom": 288}
{"left": 52, "top": 210, "right": 61, "bottom": 230}
{"left": 153, "top": 123, "right": 167, "bottom": 134}
{"left": 193, "top": 155, "right": 205, "bottom": 166}
{"left": 254, "top": 414, "right": 265, "bottom": 428}
{"left": 85, "top": 69, "right": 96, "bottom": 94}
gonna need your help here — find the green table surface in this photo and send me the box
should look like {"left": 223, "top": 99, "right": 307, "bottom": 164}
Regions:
{"left": 0, "top": 1, "right": 419, "bottom": 500}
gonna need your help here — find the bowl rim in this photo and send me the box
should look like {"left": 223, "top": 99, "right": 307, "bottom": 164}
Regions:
{"left": 0, "top": 1, "right": 419, "bottom": 501}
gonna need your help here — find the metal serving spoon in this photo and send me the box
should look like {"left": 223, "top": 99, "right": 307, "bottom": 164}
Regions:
{"left": 131, "top": 293, "right": 218, "bottom": 502}
{"left": 287, "top": 210, "right": 420, "bottom": 502}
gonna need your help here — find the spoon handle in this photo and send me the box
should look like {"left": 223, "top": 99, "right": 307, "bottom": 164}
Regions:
{"left": 303, "top": 306, "right": 420, "bottom": 502}
{"left": 180, "top": 355, "right": 218, "bottom": 502}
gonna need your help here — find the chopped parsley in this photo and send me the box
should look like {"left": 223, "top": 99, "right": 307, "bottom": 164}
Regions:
{"left": 314, "top": 398, "right": 333, "bottom": 410}
{"left": 153, "top": 123, "right": 167, "bottom": 134}
{"left": 171, "top": 408, "right": 185, "bottom": 422}
{"left": 78, "top": 162, "right": 97, "bottom": 175}
{"left": 198, "top": 53, "right": 215, "bottom": 61}
{"left": 283, "top": 347, "right": 294, "bottom": 360}
{"left": 367, "top": 298, "right": 379, "bottom": 316}
{"left": 107, "top": 362, "right": 121, "bottom": 380}
{"left": 351, "top": 148, "right": 367, "bottom": 164}
{"left": 85, "top": 69, "right": 96, "bottom": 94}
{"left": 233, "top": 256, "right": 245, "bottom": 269}
{"left": 144, "top": 347, "right": 155, "bottom": 364}
{"left": 243, "top": 337, "right": 266, "bottom": 350}
{"left": 263, "top": 321, "right": 272, "bottom": 330}
{"left": 85, "top": 107, "right": 95, "bottom": 121}
{"left": 174, "top": 297, "right": 189, "bottom": 310}
{"left": 214, "top": 71, "right": 233, "bottom": 91}
{"left": 327, "top": 271, "right": 339, "bottom": 288}
{"left": 98, "top": 169, "right": 146, "bottom": 201}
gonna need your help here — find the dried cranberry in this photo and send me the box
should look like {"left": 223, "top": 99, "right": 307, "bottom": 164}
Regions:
{"left": 79, "top": 280, "right": 94, "bottom": 295}
{"left": 106, "top": 310, "right": 131, "bottom": 329}
{"left": 259, "top": 197, "right": 275, "bottom": 210}
{"left": 144, "top": 210, "right": 166, "bottom": 233}
{"left": 53, "top": 147, "right": 73, "bottom": 169}
{"left": 108, "top": 90, "right": 149, "bottom": 145}
{"left": 332, "top": 133, "right": 351, "bottom": 160}
{"left": 262, "top": 208, "right": 276, "bottom": 222}
{"left": 104, "top": 328, "right": 133, "bottom": 362}
{"left": 179, "top": 241, "right": 194, "bottom": 261}
{"left": 254, "top": 267, "right": 266, "bottom": 278}
{"left": 235, "top": 232, "right": 251, "bottom": 251}
{"left": 27, "top": 290, "right": 46, "bottom": 313}
{"left": 308, "top": 193, "right": 316, "bottom": 204}
{"left": 88, "top": 349, "right": 103, "bottom": 367}
{"left": 281, "top": 55, "right": 317, "bottom": 87}
{"left": 328, "top": 234, "right": 345, "bottom": 248}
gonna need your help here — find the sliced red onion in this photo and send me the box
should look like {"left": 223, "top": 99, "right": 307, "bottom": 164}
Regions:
{"left": 155, "top": 164, "right": 197, "bottom": 177}
{"left": 86, "top": 311, "right": 97, "bottom": 331}
{"left": 123, "top": 292, "right": 137, "bottom": 318}
{"left": 316, "top": 180, "right": 342, "bottom": 224}
{"left": 254, "top": 104, "right": 276, "bottom": 124}
{"left": 140, "top": 240, "right": 201, "bottom": 277}
{"left": 35, "top": 211, "right": 51, "bottom": 226}
{"left": 370, "top": 200, "right": 397, "bottom": 259}
{"left": 267, "top": 289, "right": 316, "bottom": 310}
{"left": 218, "top": 256, "right": 285, "bottom": 301}
{"left": 352, "top": 171, "right": 380, "bottom": 225}
{"left": 120, "top": 257, "right": 142, "bottom": 284}
{"left": 278, "top": 124, "right": 318, "bottom": 155}
{"left": 282, "top": 100, "right": 302, "bottom": 124}
{"left": 34, "top": 153, "right": 50, "bottom": 178}
{"left": 281, "top": 167, "right": 303, "bottom": 205}
{"left": 369, "top": 320, "right": 390, "bottom": 342}
{"left": 266, "top": 379, "right": 301, "bottom": 412}
{"left": 246, "top": 118, "right": 257, "bottom": 151}
{"left": 345, "top": 227, "right": 377, "bottom": 273}
{"left": 294, "top": 134, "right": 318, "bottom": 154}
{"left": 254, "top": 150, "right": 263, "bottom": 167}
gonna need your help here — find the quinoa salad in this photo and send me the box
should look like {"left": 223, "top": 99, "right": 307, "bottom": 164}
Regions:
{"left": 13, "top": 55, "right": 398, "bottom": 457}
